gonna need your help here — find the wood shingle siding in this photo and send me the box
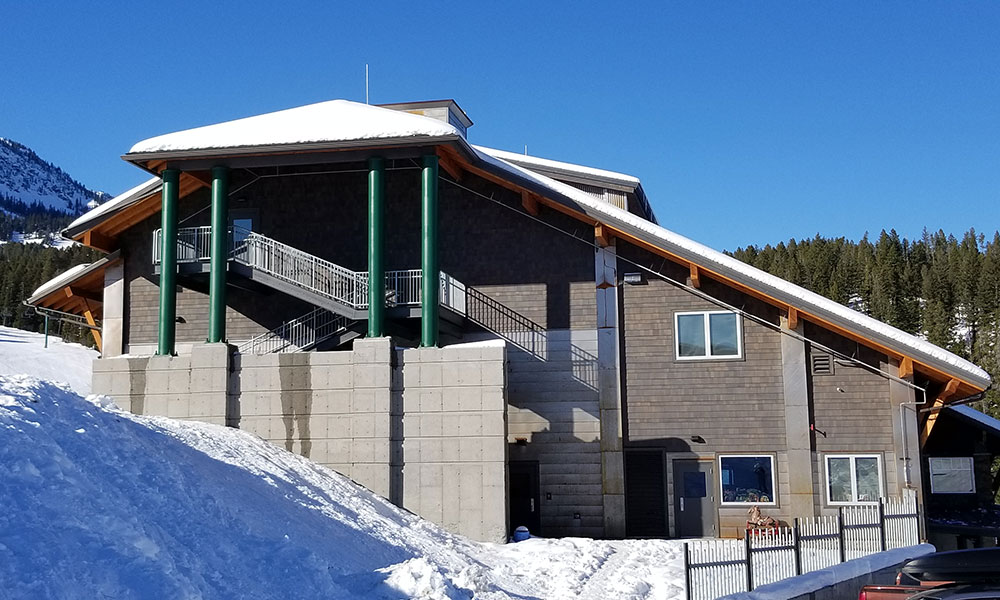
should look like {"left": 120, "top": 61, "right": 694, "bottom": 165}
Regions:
{"left": 621, "top": 272, "right": 786, "bottom": 453}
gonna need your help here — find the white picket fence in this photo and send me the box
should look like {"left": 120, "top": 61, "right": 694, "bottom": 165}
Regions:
{"left": 684, "top": 491, "right": 919, "bottom": 600}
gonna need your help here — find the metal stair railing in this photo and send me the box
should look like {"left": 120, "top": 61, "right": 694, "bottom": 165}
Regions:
{"left": 152, "top": 225, "right": 214, "bottom": 265}
{"left": 151, "top": 226, "right": 467, "bottom": 316}
{"left": 238, "top": 307, "right": 352, "bottom": 354}
{"left": 230, "top": 227, "right": 370, "bottom": 309}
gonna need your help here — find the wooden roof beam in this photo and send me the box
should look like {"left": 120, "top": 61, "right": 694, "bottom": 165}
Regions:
{"left": 521, "top": 191, "right": 540, "bottom": 216}
{"left": 595, "top": 224, "right": 613, "bottom": 248}
{"left": 82, "top": 229, "right": 116, "bottom": 252}
{"left": 435, "top": 148, "right": 464, "bottom": 181}
{"left": 899, "top": 357, "right": 914, "bottom": 379}
{"left": 82, "top": 299, "right": 102, "bottom": 352}
{"left": 920, "top": 378, "right": 961, "bottom": 447}
{"left": 689, "top": 263, "right": 701, "bottom": 289}
{"left": 64, "top": 286, "right": 102, "bottom": 303}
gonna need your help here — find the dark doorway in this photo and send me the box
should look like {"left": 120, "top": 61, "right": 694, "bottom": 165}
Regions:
{"left": 509, "top": 461, "right": 541, "bottom": 536}
{"left": 673, "top": 459, "right": 718, "bottom": 537}
{"left": 625, "top": 450, "right": 668, "bottom": 537}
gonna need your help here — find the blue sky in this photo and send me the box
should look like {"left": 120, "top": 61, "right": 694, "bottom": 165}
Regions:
{"left": 3, "top": 2, "right": 998, "bottom": 250}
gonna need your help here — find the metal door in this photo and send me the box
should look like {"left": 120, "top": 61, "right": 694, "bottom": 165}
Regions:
{"left": 625, "top": 450, "right": 668, "bottom": 537}
{"left": 508, "top": 461, "right": 541, "bottom": 536}
{"left": 673, "top": 459, "right": 717, "bottom": 537}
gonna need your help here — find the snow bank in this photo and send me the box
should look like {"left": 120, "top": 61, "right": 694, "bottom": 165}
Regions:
{"left": 720, "top": 544, "right": 935, "bottom": 600}
{"left": 0, "top": 325, "right": 97, "bottom": 395}
{"left": 0, "top": 373, "right": 689, "bottom": 599}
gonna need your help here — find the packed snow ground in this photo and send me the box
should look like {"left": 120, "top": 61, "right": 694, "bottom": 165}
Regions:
{"left": 0, "top": 328, "right": 687, "bottom": 599}
{"left": 0, "top": 325, "right": 97, "bottom": 394}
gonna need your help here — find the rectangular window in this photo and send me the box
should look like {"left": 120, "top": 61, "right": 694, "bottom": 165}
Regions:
{"left": 675, "top": 311, "right": 742, "bottom": 360}
{"left": 929, "top": 457, "right": 975, "bottom": 494}
{"left": 825, "top": 454, "right": 883, "bottom": 504}
{"left": 719, "top": 455, "right": 776, "bottom": 505}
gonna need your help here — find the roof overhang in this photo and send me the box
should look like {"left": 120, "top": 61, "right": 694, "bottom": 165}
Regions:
{"left": 25, "top": 251, "right": 119, "bottom": 320}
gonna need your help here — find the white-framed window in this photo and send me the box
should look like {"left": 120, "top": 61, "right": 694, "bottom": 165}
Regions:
{"left": 825, "top": 454, "right": 883, "bottom": 505}
{"left": 675, "top": 311, "right": 743, "bottom": 360}
{"left": 928, "top": 457, "right": 975, "bottom": 494}
{"left": 719, "top": 454, "right": 777, "bottom": 505}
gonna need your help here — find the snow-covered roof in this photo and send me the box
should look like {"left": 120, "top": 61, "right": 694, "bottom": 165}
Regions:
{"left": 29, "top": 264, "right": 92, "bottom": 300}
{"left": 476, "top": 146, "right": 641, "bottom": 188}
{"left": 27, "top": 252, "right": 119, "bottom": 304}
{"left": 469, "top": 147, "right": 992, "bottom": 390}
{"left": 126, "top": 100, "right": 463, "bottom": 157}
{"left": 64, "top": 177, "right": 161, "bottom": 236}
{"left": 949, "top": 405, "right": 1000, "bottom": 435}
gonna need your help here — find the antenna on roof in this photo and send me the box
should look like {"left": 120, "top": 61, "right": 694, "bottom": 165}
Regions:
{"left": 365, "top": 64, "right": 369, "bottom": 104}
{"left": 524, "top": 144, "right": 528, "bottom": 155}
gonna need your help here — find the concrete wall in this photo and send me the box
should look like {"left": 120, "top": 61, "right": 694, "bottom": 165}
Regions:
{"left": 92, "top": 338, "right": 509, "bottom": 542}
{"left": 399, "top": 342, "right": 508, "bottom": 542}
{"left": 102, "top": 260, "right": 125, "bottom": 357}
{"left": 231, "top": 339, "right": 399, "bottom": 499}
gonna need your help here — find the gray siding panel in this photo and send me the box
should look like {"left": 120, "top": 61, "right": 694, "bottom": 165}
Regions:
{"left": 622, "top": 274, "right": 787, "bottom": 454}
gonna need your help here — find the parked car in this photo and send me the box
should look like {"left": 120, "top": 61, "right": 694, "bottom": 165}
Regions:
{"left": 859, "top": 548, "right": 1000, "bottom": 600}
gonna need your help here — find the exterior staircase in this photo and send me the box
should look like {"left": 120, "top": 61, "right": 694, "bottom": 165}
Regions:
{"left": 152, "top": 226, "right": 467, "bottom": 353}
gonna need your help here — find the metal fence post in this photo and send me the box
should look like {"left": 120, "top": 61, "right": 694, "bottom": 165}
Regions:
{"left": 838, "top": 507, "right": 846, "bottom": 563}
{"left": 744, "top": 533, "right": 754, "bottom": 591}
{"left": 793, "top": 517, "right": 802, "bottom": 575}
{"left": 684, "top": 543, "right": 692, "bottom": 600}
{"left": 878, "top": 498, "right": 887, "bottom": 551}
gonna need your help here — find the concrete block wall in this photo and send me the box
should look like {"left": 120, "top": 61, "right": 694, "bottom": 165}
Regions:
{"left": 92, "top": 337, "right": 509, "bottom": 542}
{"left": 92, "top": 343, "right": 230, "bottom": 426}
{"left": 398, "top": 341, "right": 508, "bottom": 542}
{"left": 230, "top": 338, "right": 397, "bottom": 499}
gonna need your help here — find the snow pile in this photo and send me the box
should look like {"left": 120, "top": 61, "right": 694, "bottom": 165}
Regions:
{"left": 0, "top": 372, "right": 688, "bottom": 599}
{"left": 0, "top": 326, "right": 97, "bottom": 395}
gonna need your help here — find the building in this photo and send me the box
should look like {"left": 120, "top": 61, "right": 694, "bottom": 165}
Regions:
{"left": 33, "top": 99, "right": 992, "bottom": 542}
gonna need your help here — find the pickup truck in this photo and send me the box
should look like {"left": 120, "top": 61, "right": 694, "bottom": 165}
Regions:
{"left": 859, "top": 548, "right": 1000, "bottom": 600}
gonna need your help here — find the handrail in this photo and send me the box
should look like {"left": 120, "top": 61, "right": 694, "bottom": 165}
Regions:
{"left": 151, "top": 226, "right": 467, "bottom": 315}
{"left": 238, "top": 307, "right": 351, "bottom": 354}
{"left": 232, "top": 227, "right": 370, "bottom": 309}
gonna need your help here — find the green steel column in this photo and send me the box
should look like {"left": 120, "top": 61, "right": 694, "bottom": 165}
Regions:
{"left": 420, "top": 155, "right": 439, "bottom": 347}
{"left": 207, "top": 166, "right": 229, "bottom": 343}
{"left": 368, "top": 157, "right": 385, "bottom": 338}
{"left": 157, "top": 168, "right": 180, "bottom": 356}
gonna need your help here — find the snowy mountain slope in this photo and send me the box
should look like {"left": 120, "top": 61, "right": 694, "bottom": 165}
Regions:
{"left": 0, "top": 325, "right": 97, "bottom": 395}
{"left": 0, "top": 375, "right": 688, "bottom": 600}
{"left": 0, "top": 138, "right": 107, "bottom": 215}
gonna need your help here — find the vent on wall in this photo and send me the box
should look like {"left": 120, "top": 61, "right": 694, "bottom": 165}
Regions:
{"left": 811, "top": 353, "right": 834, "bottom": 375}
